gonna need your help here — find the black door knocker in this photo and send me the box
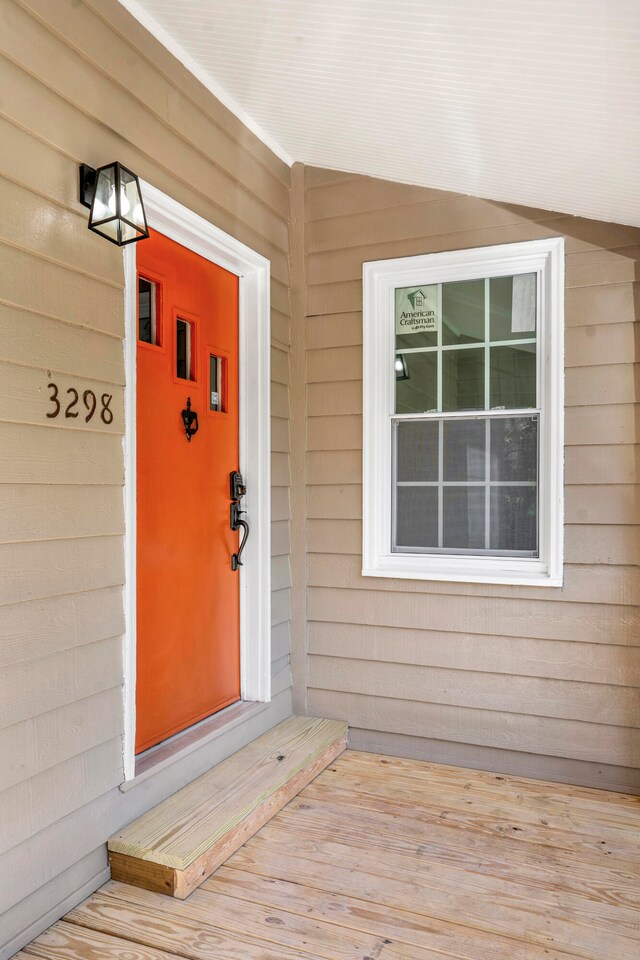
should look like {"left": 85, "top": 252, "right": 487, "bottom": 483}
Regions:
{"left": 181, "top": 397, "right": 199, "bottom": 442}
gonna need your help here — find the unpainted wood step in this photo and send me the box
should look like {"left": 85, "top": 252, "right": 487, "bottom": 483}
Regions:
{"left": 108, "top": 715, "right": 347, "bottom": 898}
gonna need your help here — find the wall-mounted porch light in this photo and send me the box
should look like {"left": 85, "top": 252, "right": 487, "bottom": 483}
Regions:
{"left": 79, "top": 162, "right": 149, "bottom": 246}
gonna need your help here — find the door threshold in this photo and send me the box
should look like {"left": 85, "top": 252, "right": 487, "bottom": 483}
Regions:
{"left": 119, "top": 700, "right": 269, "bottom": 792}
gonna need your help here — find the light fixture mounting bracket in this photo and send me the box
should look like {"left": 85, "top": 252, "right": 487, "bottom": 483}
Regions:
{"left": 79, "top": 164, "right": 97, "bottom": 209}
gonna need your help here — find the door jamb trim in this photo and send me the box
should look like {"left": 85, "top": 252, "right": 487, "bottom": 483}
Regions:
{"left": 123, "top": 182, "right": 271, "bottom": 781}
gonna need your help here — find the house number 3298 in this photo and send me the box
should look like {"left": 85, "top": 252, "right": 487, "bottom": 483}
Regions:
{"left": 46, "top": 382, "right": 114, "bottom": 425}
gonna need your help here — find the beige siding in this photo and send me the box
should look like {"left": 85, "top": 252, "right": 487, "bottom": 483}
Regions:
{"left": 0, "top": 0, "right": 292, "bottom": 953}
{"left": 297, "top": 165, "right": 640, "bottom": 792}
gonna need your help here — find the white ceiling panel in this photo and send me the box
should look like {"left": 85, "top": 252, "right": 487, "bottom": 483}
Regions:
{"left": 120, "top": 0, "right": 640, "bottom": 226}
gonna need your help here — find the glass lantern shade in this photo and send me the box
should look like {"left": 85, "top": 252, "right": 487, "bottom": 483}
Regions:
{"left": 88, "top": 162, "right": 149, "bottom": 246}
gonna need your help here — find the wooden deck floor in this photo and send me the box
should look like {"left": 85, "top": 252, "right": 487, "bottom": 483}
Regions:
{"left": 18, "top": 750, "right": 640, "bottom": 960}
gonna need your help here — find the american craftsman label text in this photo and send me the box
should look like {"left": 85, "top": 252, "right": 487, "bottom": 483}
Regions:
{"left": 395, "top": 285, "right": 439, "bottom": 335}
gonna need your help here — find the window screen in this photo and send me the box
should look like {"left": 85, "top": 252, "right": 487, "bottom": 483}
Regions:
{"left": 394, "top": 416, "right": 538, "bottom": 555}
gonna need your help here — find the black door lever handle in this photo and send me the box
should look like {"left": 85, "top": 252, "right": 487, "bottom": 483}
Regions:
{"left": 230, "top": 501, "right": 249, "bottom": 570}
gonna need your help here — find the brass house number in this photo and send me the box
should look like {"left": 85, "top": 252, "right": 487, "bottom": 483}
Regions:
{"left": 46, "top": 382, "right": 114, "bottom": 425}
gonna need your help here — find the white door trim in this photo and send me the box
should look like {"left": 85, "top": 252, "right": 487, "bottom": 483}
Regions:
{"left": 122, "top": 182, "right": 271, "bottom": 781}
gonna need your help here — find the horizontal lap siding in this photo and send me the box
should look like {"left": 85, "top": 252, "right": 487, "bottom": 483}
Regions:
{"left": 0, "top": 0, "right": 292, "bottom": 952}
{"left": 301, "top": 166, "right": 640, "bottom": 791}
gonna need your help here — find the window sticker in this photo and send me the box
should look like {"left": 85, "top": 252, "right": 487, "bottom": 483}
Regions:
{"left": 395, "top": 285, "right": 439, "bottom": 336}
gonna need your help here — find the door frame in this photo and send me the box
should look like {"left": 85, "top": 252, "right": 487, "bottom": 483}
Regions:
{"left": 122, "top": 182, "right": 271, "bottom": 780}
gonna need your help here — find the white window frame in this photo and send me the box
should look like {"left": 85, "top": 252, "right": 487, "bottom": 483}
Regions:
{"left": 362, "top": 238, "right": 564, "bottom": 587}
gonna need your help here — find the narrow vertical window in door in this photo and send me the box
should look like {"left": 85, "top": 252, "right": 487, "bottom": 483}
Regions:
{"left": 209, "top": 355, "right": 224, "bottom": 412}
{"left": 138, "top": 278, "right": 159, "bottom": 345}
{"left": 176, "top": 318, "right": 193, "bottom": 380}
{"left": 136, "top": 230, "right": 240, "bottom": 754}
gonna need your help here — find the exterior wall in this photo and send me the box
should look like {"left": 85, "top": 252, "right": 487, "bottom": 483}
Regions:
{"left": 294, "top": 163, "right": 640, "bottom": 793}
{"left": 0, "top": 0, "right": 292, "bottom": 955}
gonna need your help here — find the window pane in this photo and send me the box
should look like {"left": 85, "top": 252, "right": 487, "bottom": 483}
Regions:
{"left": 442, "top": 347, "right": 484, "bottom": 411}
{"left": 138, "top": 278, "right": 158, "bottom": 344}
{"left": 393, "top": 414, "right": 539, "bottom": 557}
{"left": 490, "top": 343, "right": 536, "bottom": 408}
{"left": 397, "top": 420, "right": 438, "bottom": 482}
{"left": 443, "top": 487, "right": 485, "bottom": 550}
{"left": 395, "top": 486, "right": 438, "bottom": 549}
{"left": 395, "top": 284, "right": 438, "bottom": 350}
{"left": 442, "top": 279, "right": 485, "bottom": 345}
{"left": 209, "top": 355, "right": 224, "bottom": 411}
{"left": 490, "top": 417, "right": 538, "bottom": 481}
{"left": 490, "top": 274, "right": 536, "bottom": 342}
{"left": 443, "top": 419, "right": 485, "bottom": 481}
{"left": 176, "top": 318, "right": 193, "bottom": 380}
{"left": 490, "top": 487, "right": 537, "bottom": 553}
{"left": 395, "top": 351, "right": 437, "bottom": 413}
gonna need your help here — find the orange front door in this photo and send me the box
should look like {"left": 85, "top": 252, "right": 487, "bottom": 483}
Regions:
{"left": 135, "top": 229, "right": 240, "bottom": 754}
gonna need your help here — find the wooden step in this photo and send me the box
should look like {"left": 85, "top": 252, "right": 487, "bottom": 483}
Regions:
{"left": 108, "top": 716, "right": 347, "bottom": 899}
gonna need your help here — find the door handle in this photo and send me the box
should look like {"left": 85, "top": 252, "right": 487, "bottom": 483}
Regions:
{"left": 230, "top": 501, "right": 249, "bottom": 570}
{"left": 229, "top": 471, "right": 249, "bottom": 570}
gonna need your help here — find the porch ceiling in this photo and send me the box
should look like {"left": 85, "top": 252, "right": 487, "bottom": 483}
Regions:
{"left": 119, "top": 0, "right": 640, "bottom": 227}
